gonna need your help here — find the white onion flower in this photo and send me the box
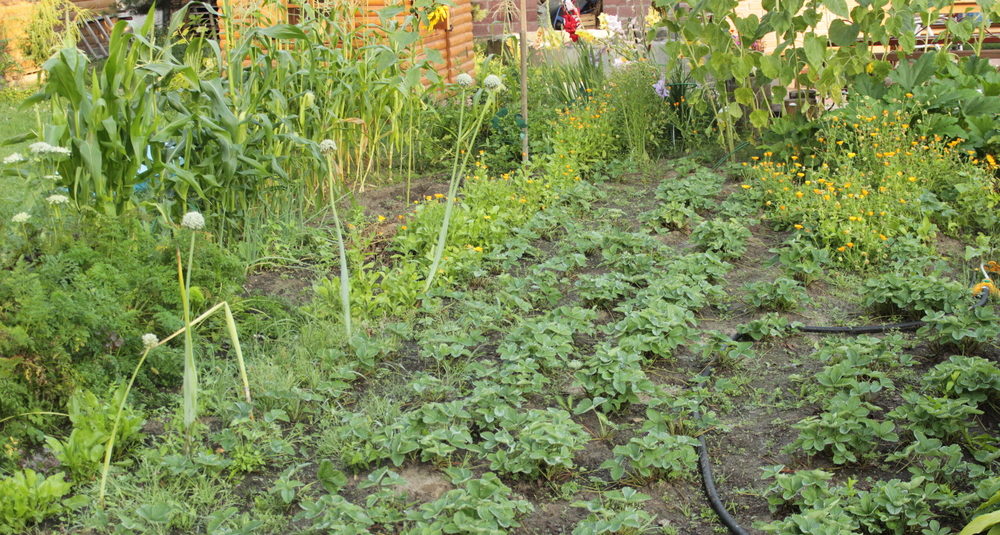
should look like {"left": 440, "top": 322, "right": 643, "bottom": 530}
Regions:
{"left": 141, "top": 333, "right": 159, "bottom": 350}
{"left": 181, "top": 211, "right": 205, "bottom": 230}
{"left": 319, "top": 139, "right": 337, "bottom": 154}
{"left": 46, "top": 194, "right": 69, "bottom": 205}
{"left": 3, "top": 153, "right": 25, "bottom": 165}
{"left": 11, "top": 212, "right": 30, "bottom": 224}
{"left": 483, "top": 74, "right": 503, "bottom": 91}
{"left": 455, "top": 73, "right": 474, "bottom": 87}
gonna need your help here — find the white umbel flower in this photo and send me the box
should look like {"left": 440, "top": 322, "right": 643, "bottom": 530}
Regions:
{"left": 28, "top": 142, "right": 71, "bottom": 157}
{"left": 141, "top": 333, "right": 159, "bottom": 350}
{"left": 319, "top": 139, "right": 337, "bottom": 154}
{"left": 11, "top": 212, "right": 30, "bottom": 223}
{"left": 483, "top": 74, "right": 503, "bottom": 90}
{"left": 3, "top": 153, "right": 25, "bottom": 165}
{"left": 46, "top": 194, "right": 69, "bottom": 205}
{"left": 455, "top": 73, "right": 474, "bottom": 87}
{"left": 181, "top": 211, "right": 205, "bottom": 230}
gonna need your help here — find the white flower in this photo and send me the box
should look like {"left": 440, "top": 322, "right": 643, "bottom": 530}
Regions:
{"left": 612, "top": 57, "right": 631, "bottom": 69}
{"left": 11, "top": 212, "right": 30, "bottom": 224}
{"left": 28, "top": 142, "right": 71, "bottom": 157}
{"left": 455, "top": 73, "right": 474, "bottom": 87}
{"left": 319, "top": 139, "right": 337, "bottom": 154}
{"left": 483, "top": 74, "right": 503, "bottom": 90}
{"left": 46, "top": 194, "right": 69, "bottom": 205}
{"left": 141, "top": 333, "right": 159, "bottom": 350}
{"left": 3, "top": 153, "right": 25, "bottom": 165}
{"left": 599, "top": 13, "right": 623, "bottom": 34}
{"left": 181, "top": 211, "right": 205, "bottom": 230}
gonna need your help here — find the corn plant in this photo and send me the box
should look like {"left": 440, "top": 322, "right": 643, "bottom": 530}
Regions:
{"left": 26, "top": 17, "right": 167, "bottom": 216}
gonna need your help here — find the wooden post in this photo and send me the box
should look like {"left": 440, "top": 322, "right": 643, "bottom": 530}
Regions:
{"left": 518, "top": 0, "right": 529, "bottom": 162}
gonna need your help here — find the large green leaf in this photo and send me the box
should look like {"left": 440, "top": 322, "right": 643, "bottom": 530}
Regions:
{"left": 959, "top": 510, "right": 1000, "bottom": 535}
{"left": 828, "top": 20, "right": 859, "bottom": 46}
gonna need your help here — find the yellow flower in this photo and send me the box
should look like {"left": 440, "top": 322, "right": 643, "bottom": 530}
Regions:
{"left": 435, "top": 193, "right": 445, "bottom": 199}
{"left": 474, "top": 246, "right": 483, "bottom": 252}
{"left": 401, "top": 225, "right": 408, "bottom": 230}
{"left": 847, "top": 152, "right": 856, "bottom": 158}
{"left": 846, "top": 242, "right": 854, "bottom": 248}
{"left": 741, "top": 184, "right": 751, "bottom": 189}
{"left": 794, "top": 224, "right": 804, "bottom": 229}
{"left": 837, "top": 246, "right": 847, "bottom": 252}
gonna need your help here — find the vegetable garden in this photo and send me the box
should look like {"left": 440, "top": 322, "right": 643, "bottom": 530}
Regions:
{"left": 2, "top": 0, "right": 1000, "bottom": 533}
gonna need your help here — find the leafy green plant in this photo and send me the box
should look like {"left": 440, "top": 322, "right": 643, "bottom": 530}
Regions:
{"left": 786, "top": 393, "right": 898, "bottom": 465}
{"left": 923, "top": 355, "right": 1000, "bottom": 404}
{"left": 736, "top": 313, "right": 800, "bottom": 341}
{"left": 405, "top": 468, "right": 533, "bottom": 534}
{"left": 613, "top": 300, "right": 698, "bottom": 360}
{"left": 743, "top": 277, "right": 809, "bottom": 311}
{"left": 573, "top": 345, "right": 652, "bottom": 413}
{"left": 861, "top": 273, "right": 968, "bottom": 319}
{"left": 572, "top": 487, "right": 656, "bottom": 535}
{"left": 888, "top": 392, "right": 982, "bottom": 440}
{"left": 600, "top": 430, "right": 698, "bottom": 483}
{"left": 481, "top": 408, "right": 589, "bottom": 478}
{"left": 848, "top": 477, "right": 942, "bottom": 534}
{"left": 773, "top": 237, "right": 830, "bottom": 284}
{"left": 0, "top": 469, "right": 78, "bottom": 534}
{"left": 690, "top": 219, "right": 752, "bottom": 260}
{"left": 44, "top": 389, "right": 144, "bottom": 481}
{"left": 918, "top": 307, "right": 1000, "bottom": 354}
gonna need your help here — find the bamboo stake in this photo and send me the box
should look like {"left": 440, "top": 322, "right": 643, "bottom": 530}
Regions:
{"left": 519, "top": 0, "right": 529, "bottom": 162}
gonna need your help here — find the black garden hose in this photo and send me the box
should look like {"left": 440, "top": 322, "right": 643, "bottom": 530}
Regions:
{"left": 693, "top": 286, "right": 991, "bottom": 535}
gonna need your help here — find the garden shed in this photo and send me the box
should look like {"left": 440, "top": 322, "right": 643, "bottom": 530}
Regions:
{"left": 215, "top": 0, "right": 475, "bottom": 82}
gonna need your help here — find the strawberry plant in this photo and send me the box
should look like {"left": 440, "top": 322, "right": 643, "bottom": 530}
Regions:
{"left": 774, "top": 237, "right": 831, "bottom": 284}
{"left": 481, "top": 408, "right": 589, "bottom": 478}
{"left": 690, "top": 219, "right": 752, "bottom": 260}
{"left": 600, "top": 430, "right": 699, "bottom": 483}
{"left": 887, "top": 393, "right": 982, "bottom": 440}
{"left": 405, "top": 468, "right": 533, "bottom": 534}
{"left": 786, "top": 393, "right": 898, "bottom": 465}
{"left": 571, "top": 487, "right": 656, "bottom": 535}
{"left": 572, "top": 345, "right": 652, "bottom": 413}
{"left": 743, "top": 277, "right": 809, "bottom": 311}
{"left": 923, "top": 355, "right": 1000, "bottom": 405}
{"left": 613, "top": 300, "right": 698, "bottom": 360}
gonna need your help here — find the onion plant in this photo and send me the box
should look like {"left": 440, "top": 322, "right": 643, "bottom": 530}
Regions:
{"left": 322, "top": 140, "right": 352, "bottom": 339}
{"left": 424, "top": 75, "right": 504, "bottom": 291}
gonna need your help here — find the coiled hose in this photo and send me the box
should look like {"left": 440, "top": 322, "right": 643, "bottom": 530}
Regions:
{"left": 694, "top": 286, "right": 991, "bottom": 534}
